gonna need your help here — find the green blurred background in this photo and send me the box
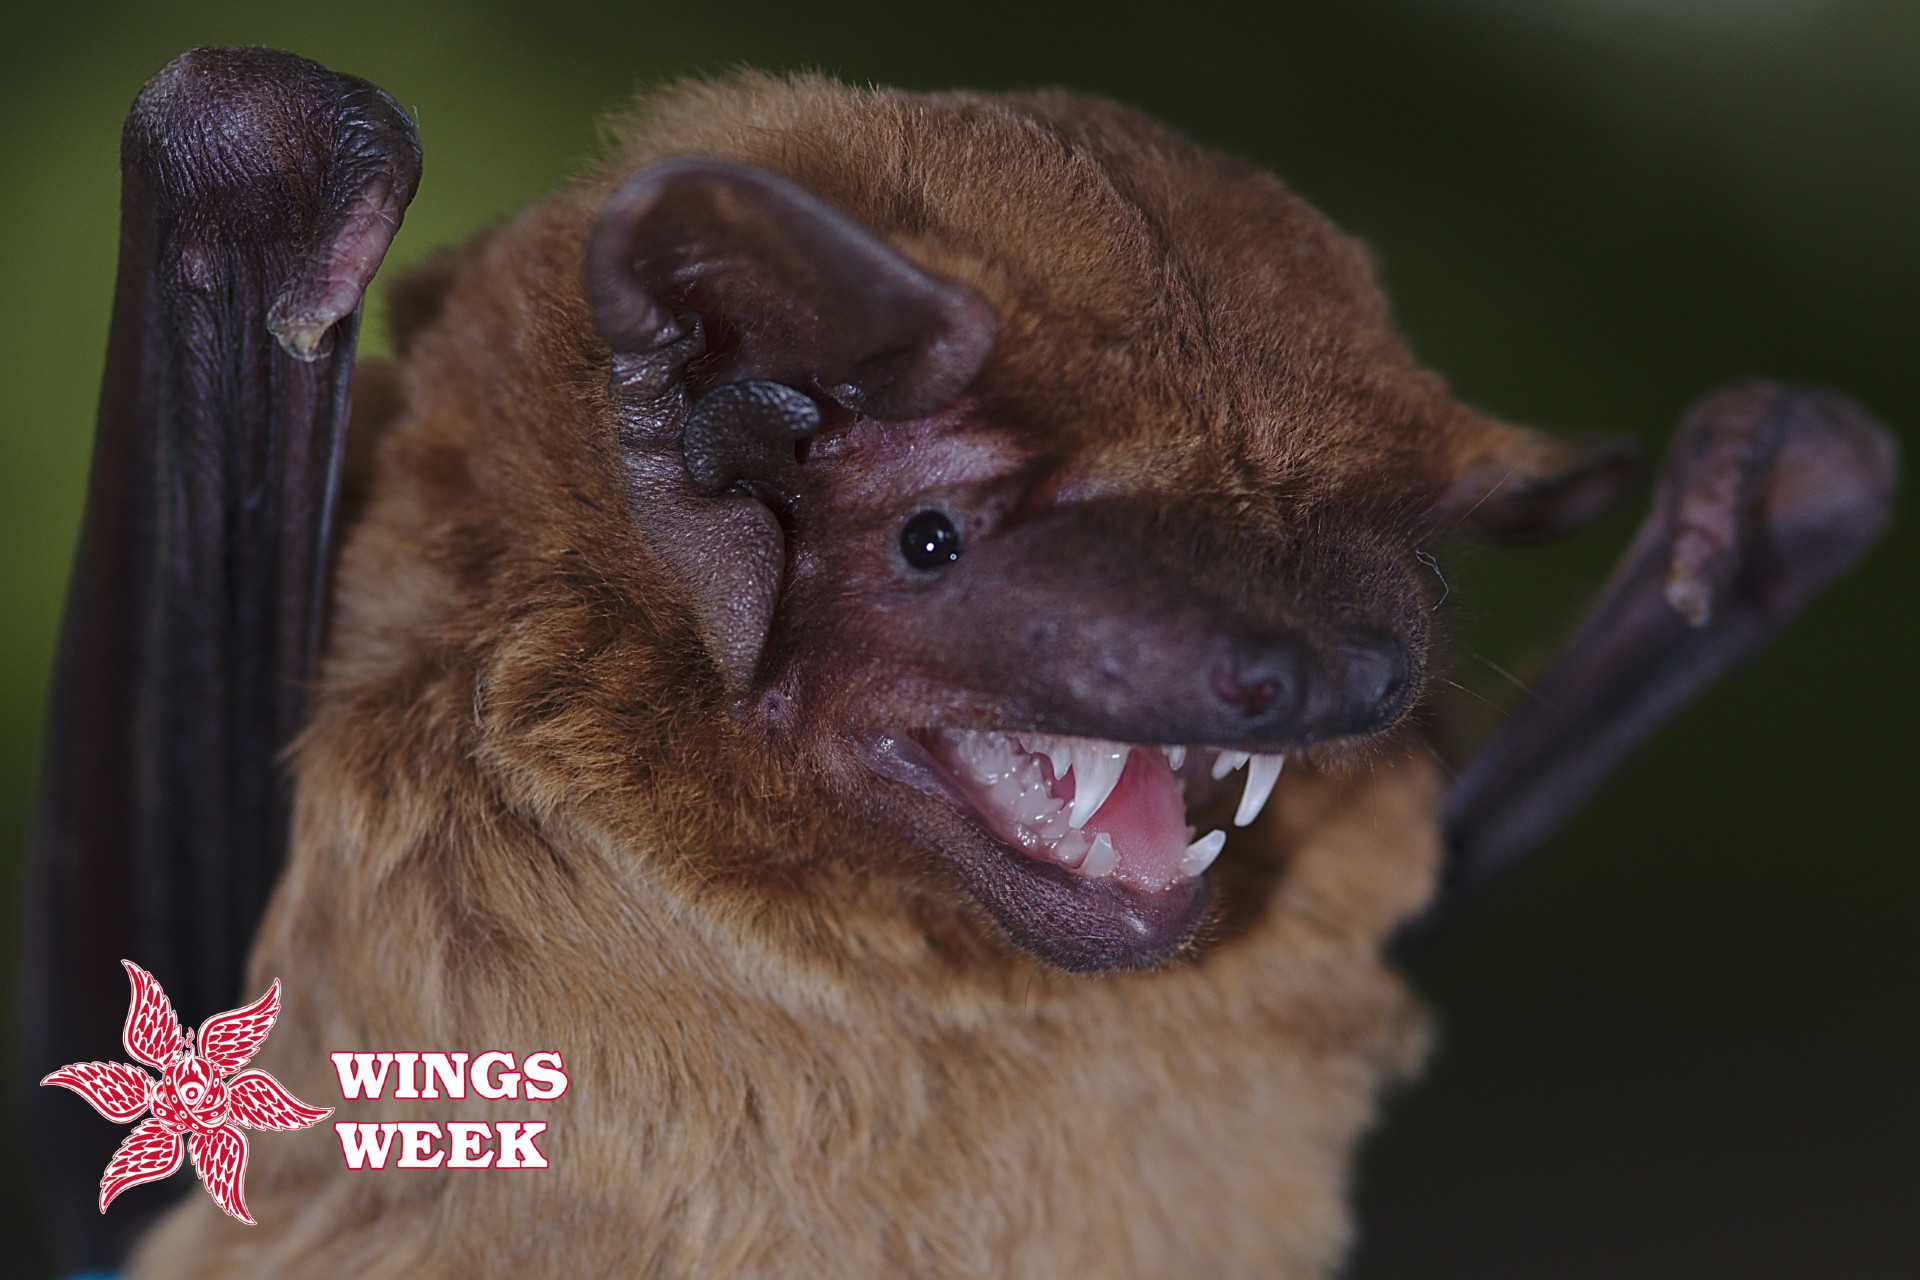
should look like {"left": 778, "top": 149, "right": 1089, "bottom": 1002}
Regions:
{"left": 2, "top": 1, "right": 1913, "bottom": 1274}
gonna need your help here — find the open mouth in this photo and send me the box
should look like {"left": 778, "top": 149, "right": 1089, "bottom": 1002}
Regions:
{"left": 856, "top": 727, "right": 1287, "bottom": 970}
{"left": 924, "top": 731, "right": 1285, "bottom": 893}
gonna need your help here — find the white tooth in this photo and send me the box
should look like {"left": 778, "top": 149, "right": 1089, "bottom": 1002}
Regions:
{"left": 988, "top": 776, "right": 1025, "bottom": 813}
{"left": 1182, "top": 829, "right": 1227, "bottom": 877}
{"left": 1211, "top": 749, "right": 1251, "bottom": 781}
{"left": 1044, "top": 740, "right": 1073, "bottom": 785}
{"left": 1081, "top": 831, "right": 1117, "bottom": 878}
{"left": 1164, "top": 744, "right": 1187, "bottom": 770}
{"left": 959, "top": 730, "right": 1022, "bottom": 783}
{"left": 1054, "top": 828, "right": 1091, "bottom": 868}
{"left": 1019, "top": 733, "right": 1066, "bottom": 785}
{"left": 1233, "top": 754, "right": 1285, "bottom": 828}
{"left": 1067, "top": 745, "right": 1128, "bottom": 828}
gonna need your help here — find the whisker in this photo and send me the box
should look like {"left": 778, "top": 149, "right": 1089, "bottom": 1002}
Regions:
{"left": 1441, "top": 466, "right": 1517, "bottom": 538}
{"left": 1467, "top": 651, "right": 1560, "bottom": 712}
{"left": 1438, "top": 678, "right": 1506, "bottom": 714}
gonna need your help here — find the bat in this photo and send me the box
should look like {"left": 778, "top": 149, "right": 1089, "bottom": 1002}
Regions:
{"left": 22, "top": 48, "right": 1896, "bottom": 1278}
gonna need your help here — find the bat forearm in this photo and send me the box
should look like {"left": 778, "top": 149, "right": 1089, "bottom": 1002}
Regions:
{"left": 1393, "top": 381, "right": 1899, "bottom": 958}
{"left": 25, "top": 47, "right": 421, "bottom": 1270}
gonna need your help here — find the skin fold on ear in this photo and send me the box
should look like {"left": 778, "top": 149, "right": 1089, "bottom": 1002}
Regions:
{"left": 582, "top": 157, "right": 998, "bottom": 692}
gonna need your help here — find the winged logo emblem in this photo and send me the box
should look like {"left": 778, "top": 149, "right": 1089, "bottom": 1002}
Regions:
{"left": 40, "top": 960, "right": 333, "bottom": 1224}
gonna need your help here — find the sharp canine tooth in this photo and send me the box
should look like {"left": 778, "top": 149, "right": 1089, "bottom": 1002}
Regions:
{"left": 1233, "top": 754, "right": 1285, "bottom": 828}
{"left": 1211, "top": 749, "right": 1251, "bottom": 781}
{"left": 1067, "top": 746, "right": 1128, "bottom": 828}
{"left": 1164, "top": 744, "right": 1187, "bottom": 770}
{"left": 1182, "top": 829, "right": 1227, "bottom": 877}
{"left": 1082, "top": 831, "right": 1117, "bottom": 878}
{"left": 1045, "top": 741, "right": 1073, "bottom": 784}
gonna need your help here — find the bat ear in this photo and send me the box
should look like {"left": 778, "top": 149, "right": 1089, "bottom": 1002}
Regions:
{"left": 1445, "top": 422, "right": 1642, "bottom": 542}
{"left": 586, "top": 156, "right": 996, "bottom": 419}
{"left": 582, "top": 158, "right": 997, "bottom": 693}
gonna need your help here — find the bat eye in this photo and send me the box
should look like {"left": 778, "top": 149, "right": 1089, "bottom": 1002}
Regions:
{"left": 900, "top": 511, "right": 963, "bottom": 570}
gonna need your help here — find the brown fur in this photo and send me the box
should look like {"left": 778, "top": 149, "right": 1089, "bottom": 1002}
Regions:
{"left": 127, "top": 72, "right": 1548, "bottom": 1277}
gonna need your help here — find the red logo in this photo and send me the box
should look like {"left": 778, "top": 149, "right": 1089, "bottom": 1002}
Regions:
{"left": 41, "top": 960, "right": 333, "bottom": 1224}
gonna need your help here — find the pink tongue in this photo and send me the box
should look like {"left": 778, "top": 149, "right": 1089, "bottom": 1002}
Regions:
{"left": 1064, "top": 749, "right": 1190, "bottom": 892}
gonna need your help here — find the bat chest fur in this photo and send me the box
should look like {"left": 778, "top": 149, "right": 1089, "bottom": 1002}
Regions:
{"left": 129, "top": 724, "right": 1443, "bottom": 1280}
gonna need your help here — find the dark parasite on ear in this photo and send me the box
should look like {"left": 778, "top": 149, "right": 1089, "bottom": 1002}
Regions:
{"left": 681, "top": 380, "right": 823, "bottom": 496}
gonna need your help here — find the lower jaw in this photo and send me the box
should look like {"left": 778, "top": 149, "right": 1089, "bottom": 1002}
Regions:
{"left": 960, "top": 846, "right": 1211, "bottom": 973}
{"left": 853, "top": 733, "right": 1222, "bottom": 971}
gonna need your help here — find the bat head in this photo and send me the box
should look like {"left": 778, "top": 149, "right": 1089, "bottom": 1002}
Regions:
{"left": 363, "top": 76, "right": 1632, "bottom": 972}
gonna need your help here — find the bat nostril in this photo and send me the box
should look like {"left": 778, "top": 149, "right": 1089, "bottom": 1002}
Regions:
{"left": 1213, "top": 635, "right": 1408, "bottom": 740}
{"left": 1337, "top": 633, "right": 1411, "bottom": 731}
{"left": 1215, "top": 644, "right": 1305, "bottom": 721}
